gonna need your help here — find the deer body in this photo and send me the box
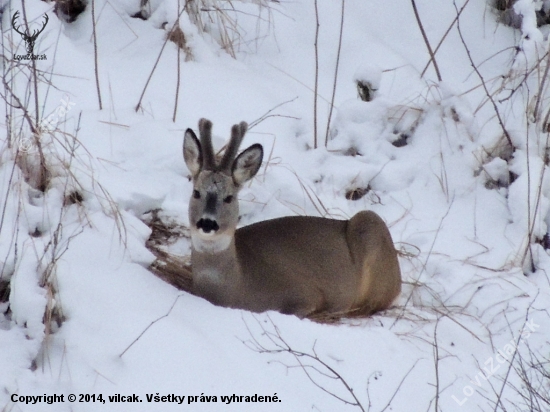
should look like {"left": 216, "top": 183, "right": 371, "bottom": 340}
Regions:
{"left": 184, "top": 119, "right": 401, "bottom": 318}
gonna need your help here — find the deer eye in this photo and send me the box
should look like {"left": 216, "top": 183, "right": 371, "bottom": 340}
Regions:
{"left": 223, "top": 195, "right": 233, "bottom": 204}
{"left": 193, "top": 190, "right": 201, "bottom": 199}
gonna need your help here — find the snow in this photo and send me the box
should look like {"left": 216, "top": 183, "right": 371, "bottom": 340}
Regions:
{"left": 1, "top": 0, "right": 550, "bottom": 411}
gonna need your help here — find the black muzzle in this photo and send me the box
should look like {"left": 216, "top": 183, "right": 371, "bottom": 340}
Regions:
{"left": 197, "top": 218, "right": 219, "bottom": 233}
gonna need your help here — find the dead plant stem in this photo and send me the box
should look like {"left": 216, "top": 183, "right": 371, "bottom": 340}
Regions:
{"left": 91, "top": 0, "right": 103, "bottom": 110}
{"left": 20, "top": 0, "right": 40, "bottom": 123}
{"left": 454, "top": 1, "right": 512, "bottom": 146}
{"left": 119, "top": 295, "right": 183, "bottom": 357}
{"left": 533, "top": 48, "right": 550, "bottom": 122}
{"left": 244, "top": 315, "right": 366, "bottom": 411}
{"left": 392, "top": 196, "right": 455, "bottom": 328}
{"left": 433, "top": 319, "right": 441, "bottom": 412}
{"left": 135, "top": 6, "right": 188, "bottom": 112}
{"left": 380, "top": 360, "right": 419, "bottom": 412}
{"left": 325, "top": 0, "right": 345, "bottom": 147}
{"left": 172, "top": 2, "right": 182, "bottom": 122}
{"left": 492, "top": 303, "right": 536, "bottom": 412}
{"left": 421, "top": 0, "right": 470, "bottom": 78}
{"left": 313, "top": 0, "right": 320, "bottom": 149}
{"left": 411, "top": 0, "right": 442, "bottom": 82}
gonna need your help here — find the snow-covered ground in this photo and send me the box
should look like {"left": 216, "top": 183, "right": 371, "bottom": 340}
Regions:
{"left": 1, "top": 0, "right": 550, "bottom": 410}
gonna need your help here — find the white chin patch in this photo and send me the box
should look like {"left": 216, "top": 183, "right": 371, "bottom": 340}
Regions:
{"left": 191, "top": 231, "right": 232, "bottom": 253}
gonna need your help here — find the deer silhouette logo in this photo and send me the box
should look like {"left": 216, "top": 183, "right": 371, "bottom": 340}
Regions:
{"left": 12, "top": 11, "right": 49, "bottom": 55}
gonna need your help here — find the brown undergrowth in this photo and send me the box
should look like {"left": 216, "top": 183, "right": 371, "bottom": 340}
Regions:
{"left": 144, "top": 209, "right": 193, "bottom": 293}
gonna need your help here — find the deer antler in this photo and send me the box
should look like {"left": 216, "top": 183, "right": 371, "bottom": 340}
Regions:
{"left": 198, "top": 118, "right": 215, "bottom": 170}
{"left": 219, "top": 122, "right": 248, "bottom": 172}
{"left": 30, "top": 14, "right": 49, "bottom": 40}
{"left": 11, "top": 11, "right": 26, "bottom": 37}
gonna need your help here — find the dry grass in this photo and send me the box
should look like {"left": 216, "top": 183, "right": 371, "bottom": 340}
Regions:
{"left": 185, "top": 0, "right": 276, "bottom": 58}
{"left": 307, "top": 305, "right": 397, "bottom": 324}
{"left": 0, "top": 4, "right": 129, "bottom": 350}
{"left": 167, "top": 24, "right": 193, "bottom": 61}
{"left": 144, "top": 209, "right": 193, "bottom": 293}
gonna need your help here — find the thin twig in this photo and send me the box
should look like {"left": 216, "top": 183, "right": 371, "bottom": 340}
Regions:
{"left": 420, "top": 0, "right": 471, "bottom": 78}
{"left": 433, "top": 318, "right": 441, "bottom": 412}
{"left": 0, "top": 160, "right": 18, "bottom": 242}
{"left": 135, "top": 6, "right": 187, "bottom": 112}
{"left": 325, "top": 0, "right": 345, "bottom": 147}
{"left": 522, "top": 104, "right": 535, "bottom": 272}
{"left": 267, "top": 63, "right": 333, "bottom": 105}
{"left": 2, "top": 79, "right": 37, "bottom": 134}
{"left": 411, "top": 0, "right": 442, "bottom": 81}
{"left": 172, "top": 1, "right": 182, "bottom": 122}
{"left": 21, "top": 0, "right": 40, "bottom": 124}
{"left": 497, "top": 51, "right": 549, "bottom": 104}
{"left": 1, "top": 78, "right": 49, "bottom": 191}
{"left": 119, "top": 295, "right": 183, "bottom": 358}
{"left": 492, "top": 300, "right": 537, "bottom": 412}
{"left": 454, "top": 1, "right": 513, "bottom": 146}
{"left": 533, "top": 49, "right": 550, "bottom": 122}
{"left": 242, "top": 315, "right": 365, "bottom": 411}
{"left": 248, "top": 97, "right": 298, "bottom": 129}
{"left": 380, "top": 359, "right": 420, "bottom": 412}
{"left": 392, "top": 196, "right": 455, "bottom": 328}
{"left": 91, "top": 0, "right": 102, "bottom": 110}
{"left": 313, "top": 0, "right": 320, "bottom": 149}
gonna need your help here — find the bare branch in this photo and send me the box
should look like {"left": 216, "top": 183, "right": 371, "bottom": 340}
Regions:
{"left": 313, "top": 0, "right": 320, "bottom": 149}
{"left": 411, "top": 0, "right": 442, "bottom": 81}
{"left": 91, "top": 0, "right": 103, "bottom": 110}
{"left": 119, "top": 295, "right": 183, "bottom": 358}
{"left": 454, "top": 0, "right": 512, "bottom": 147}
{"left": 421, "top": 0, "right": 471, "bottom": 78}
{"left": 325, "top": 0, "right": 345, "bottom": 147}
{"left": 242, "top": 315, "right": 365, "bottom": 411}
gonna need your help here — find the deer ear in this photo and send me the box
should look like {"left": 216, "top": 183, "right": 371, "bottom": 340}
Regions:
{"left": 183, "top": 128, "right": 202, "bottom": 178}
{"left": 232, "top": 144, "right": 263, "bottom": 186}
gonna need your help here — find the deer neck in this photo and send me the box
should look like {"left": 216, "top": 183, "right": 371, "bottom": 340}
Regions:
{"left": 190, "top": 231, "right": 243, "bottom": 306}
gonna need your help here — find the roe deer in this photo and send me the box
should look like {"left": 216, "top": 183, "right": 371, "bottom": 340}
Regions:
{"left": 183, "top": 119, "right": 401, "bottom": 318}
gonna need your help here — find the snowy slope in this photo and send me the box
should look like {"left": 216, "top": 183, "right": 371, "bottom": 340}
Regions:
{"left": 1, "top": 0, "right": 550, "bottom": 411}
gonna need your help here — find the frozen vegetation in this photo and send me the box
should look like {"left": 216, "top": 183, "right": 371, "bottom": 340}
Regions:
{"left": 1, "top": 0, "right": 550, "bottom": 410}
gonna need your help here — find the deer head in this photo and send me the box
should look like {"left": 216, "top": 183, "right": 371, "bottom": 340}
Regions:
{"left": 183, "top": 119, "right": 263, "bottom": 248}
{"left": 12, "top": 11, "right": 49, "bottom": 55}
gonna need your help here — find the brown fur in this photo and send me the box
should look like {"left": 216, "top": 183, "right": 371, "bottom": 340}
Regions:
{"left": 182, "top": 119, "right": 402, "bottom": 319}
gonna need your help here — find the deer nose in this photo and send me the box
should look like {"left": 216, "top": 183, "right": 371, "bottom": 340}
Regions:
{"left": 197, "top": 218, "right": 219, "bottom": 233}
